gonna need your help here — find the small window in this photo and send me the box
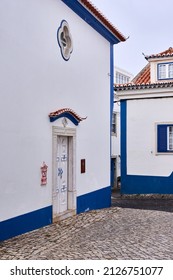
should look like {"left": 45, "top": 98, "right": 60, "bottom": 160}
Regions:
{"left": 157, "top": 124, "right": 173, "bottom": 153}
{"left": 168, "top": 64, "right": 173, "bottom": 78}
{"left": 158, "top": 64, "right": 166, "bottom": 79}
{"left": 168, "top": 126, "right": 173, "bottom": 150}
{"left": 112, "top": 112, "right": 117, "bottom": 134}
{"left": 158, "top": 63, "right": 173, "bottom": 80}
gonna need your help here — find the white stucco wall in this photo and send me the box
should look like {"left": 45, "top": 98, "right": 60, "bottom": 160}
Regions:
{"left": 127, "top": 98, "right": 173, "bottom": 177}
{"left": 0, "top": 0, "right": 111, "bottom": 221}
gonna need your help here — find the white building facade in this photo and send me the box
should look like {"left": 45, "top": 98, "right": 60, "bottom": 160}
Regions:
{"left": 0, "top": 0, "right": 125, "bottom": 241}
{"left": 114, "top": 66, "right": 133, "bottom": 84}
{"left": 115, "top": 47, "right": 173, "bottom": 194}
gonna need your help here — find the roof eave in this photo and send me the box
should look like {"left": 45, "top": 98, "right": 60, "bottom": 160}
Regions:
{"left": 115, "top": 82, "right": 173, "bottom": 91}
{"left": 114, "top": 82, "right": 173, "bottom": 101}
{"left": 62, "top": 0, "right": 126, "bottom": 44}
{"left": 146, "top": 55, "right": 173, "bottom": 61}
{"left": 115, "top": 85, "right": 173, "bottom": 100}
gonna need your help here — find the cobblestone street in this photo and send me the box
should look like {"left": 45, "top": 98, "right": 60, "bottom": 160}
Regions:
{"left": 0, "top": 202, "right": 173, "bottom": 260}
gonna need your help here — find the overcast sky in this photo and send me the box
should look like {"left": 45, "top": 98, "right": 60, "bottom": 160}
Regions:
{"left": 91, "top": 0, "right": 173, "bottom": 77}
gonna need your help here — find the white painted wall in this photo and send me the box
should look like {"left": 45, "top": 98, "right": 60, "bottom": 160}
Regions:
{"left": 0, "top": 0, "right": 111, "bottom": 221}
{"left": 127, "top": 98, "right": 173, "bottom": 177}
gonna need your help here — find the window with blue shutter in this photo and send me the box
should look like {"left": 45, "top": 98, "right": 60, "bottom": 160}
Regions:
{"left": 157, "top": 124, "right": 173, "bottom": 153}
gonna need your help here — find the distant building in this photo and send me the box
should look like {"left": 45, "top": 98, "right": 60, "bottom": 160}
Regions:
{"left": 114, "top": 66, "right": 133, "bottom": 84}
{"left": 115, "top": 47, "right": 173, "bottom": 195}
{"left": 111, "top": 67, "right": 133, "bottom": 190}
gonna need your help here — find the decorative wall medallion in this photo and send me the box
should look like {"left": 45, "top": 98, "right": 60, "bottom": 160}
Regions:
{"left": 62, "top": 117, "right": 68, "bottom": 127}
{"left": 57, "top": 20, "right": 73, "bottom": 61}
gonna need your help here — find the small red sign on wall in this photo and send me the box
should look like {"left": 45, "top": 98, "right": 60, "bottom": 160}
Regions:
{"left": 41, "top": 162, "right": 48, "bottom": 185}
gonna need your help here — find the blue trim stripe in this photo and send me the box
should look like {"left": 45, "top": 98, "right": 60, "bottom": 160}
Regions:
{"left": 62, "top": 0, "right": 120, "bottom": 44}
{"left": 110, "top": 43, "right": 114, "bottom": 186}
{"left": 77, "top": 186, "right": 111, "bottom": 214}
{"left": 120, "top": 100, "right": 173, "bottom": 194}
{"left": 111, "top": 158, "right": 116, "bottom": 188}
{"left": 0, "top": 206, "right": 52, "bottom": 241}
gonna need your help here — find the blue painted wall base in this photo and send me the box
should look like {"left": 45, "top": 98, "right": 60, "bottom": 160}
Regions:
{"left": 0, "top": 187, "right": 111, "bottom": 241}
{"left": 77, "top": 186, "right": 111, "bottom": 214}
{"left": 0, "top": 206, "right": 52, "bottom": 242}
{"left": 121, "top": 173, "right": 173, "bottom": 194}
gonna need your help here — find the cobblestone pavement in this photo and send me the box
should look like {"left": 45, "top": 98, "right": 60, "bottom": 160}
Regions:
{"left": 111, "top": 191, "right": 173, "bottom": 212}
{"left": 0, "top": 203, "right": 173, "bottom": 260}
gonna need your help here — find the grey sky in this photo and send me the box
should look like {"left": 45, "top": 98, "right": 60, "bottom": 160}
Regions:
{"left": 91, "top": 0, "right": 173, "bottom": 77}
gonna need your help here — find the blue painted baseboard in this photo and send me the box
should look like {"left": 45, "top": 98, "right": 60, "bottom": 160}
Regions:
{"left": 121, "top": 173, "right": 173, "bottom": 194}
{"left": 1, "top": 187, "right": 112, "bottom": 241}
{"left": 77, "top": 186, "right": 111, "bottom": 214}
{"left": 0, "top": 206, "right": 52, "bottom": 242}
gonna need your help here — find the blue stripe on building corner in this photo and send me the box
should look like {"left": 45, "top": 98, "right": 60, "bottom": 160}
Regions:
{"left": 110, "top": 43, "right": 114, "bottom": 189}
{"left": 0, "top": 206, "right": 52, "bottom": 242}
{"left": 77, "top": 186, "right": 111, "bottom": 214}
{"left": 120, "top": 100, "right": 173, "bottom": 194}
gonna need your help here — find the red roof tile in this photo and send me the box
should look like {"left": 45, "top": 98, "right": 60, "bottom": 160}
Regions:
{"left": 49, "top": 108, "right": 87, "bottom": 125}
{"left": 114, "top": 64, "right": 151, "bottom": 88}
{"left": 115, "top": 47, "right": 173, "bottom": 91}
{"left": 79, "top": 0, "right": 126, "bottom": 42}
{"left": 145, "top": 47, "right": 173, "bottom": 60}
{"left": 132, "top": 63, "right": 150, "bottom": 84}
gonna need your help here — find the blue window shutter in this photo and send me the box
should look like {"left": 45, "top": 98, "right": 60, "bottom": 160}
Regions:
{"left": 157, "top": 125, "right": 167, "bottom": 152}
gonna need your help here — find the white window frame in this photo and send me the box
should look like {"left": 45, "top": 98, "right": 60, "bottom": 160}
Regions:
{"left": 168, "top": 64, "right": 173, "bottom": 78}
{"left": 158, "top": 62, "right": 173, "bottom": 80}
{"left": 167, "top": 126, "right": 173, "bottom": 151}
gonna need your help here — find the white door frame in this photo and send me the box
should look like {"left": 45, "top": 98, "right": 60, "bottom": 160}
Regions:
{"left": 52, "top": 126, "right": 76, "bottom": 222}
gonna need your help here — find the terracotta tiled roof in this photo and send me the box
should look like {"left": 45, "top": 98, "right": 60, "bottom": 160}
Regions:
{"left": 114, "top": 62, "right": 173, "bottom": 91}
{"left": 78, "top": 0, "right": 126, "bottom": 42}
{"left": 114, "top": 63, "right": 151, "bottom": 90}
{"left": 132, "top": 63, "right": 150, "bottom": 84}
{"left": 49, "top": 108, "right": 87, "bottom": 125}
{"left": 145, "top": 47, "right": 173, "bottom": 60}
{"left": 115, "top": 47, "right": 173, "bottom": 91}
